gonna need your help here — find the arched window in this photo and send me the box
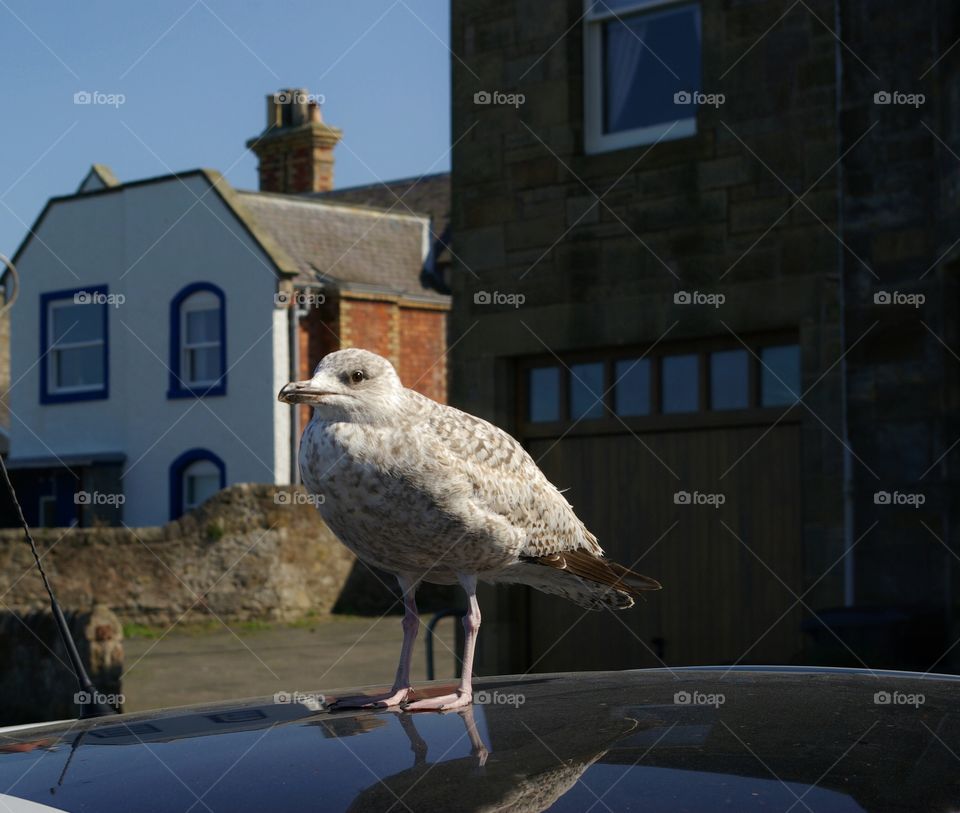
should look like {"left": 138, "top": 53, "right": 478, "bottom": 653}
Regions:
{"left": 169, "top": 448, "right": 225, "bottom": 519}
{"left": 169, "top": 283, "right": 226, "bottom": 398}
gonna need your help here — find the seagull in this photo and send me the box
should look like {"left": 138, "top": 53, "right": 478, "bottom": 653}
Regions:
{"left": 278, "top": 349, "right": 661, "bottom": 711}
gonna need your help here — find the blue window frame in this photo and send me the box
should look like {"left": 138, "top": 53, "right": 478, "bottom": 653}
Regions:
{"left": 39, "top": 285, "right": 109, "bottom": 404}
{"left": 169, "top": 448, "right": 226, "bottom": 519}
{"left": 168, "top": 282, "right": 226, "bottom": 399}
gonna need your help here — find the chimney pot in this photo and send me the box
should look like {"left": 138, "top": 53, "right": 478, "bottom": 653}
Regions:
{"left": 247, "top": 88, "right": 342, "bottom": 195}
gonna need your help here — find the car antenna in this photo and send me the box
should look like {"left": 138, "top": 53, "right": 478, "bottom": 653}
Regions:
{"left": 0, "top": 255, "right": 114, "bottom": 719}
{"left": 0, "top": 457, "right": 116, "bottom": 718}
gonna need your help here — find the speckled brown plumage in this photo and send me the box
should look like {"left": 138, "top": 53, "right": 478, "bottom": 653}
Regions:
{"left": 293, "top": 349, "right": 660, "bottom": 609}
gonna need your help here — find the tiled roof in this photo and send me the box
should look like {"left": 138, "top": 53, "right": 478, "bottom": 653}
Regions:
{"left": 310, "top": 172, "right": 450, "bottom": 244}
{"left": 236, "top": 191, "right": 448, "bottom": 303}
{"left": 310, "top": 173, "right": 452, "bottom": 285}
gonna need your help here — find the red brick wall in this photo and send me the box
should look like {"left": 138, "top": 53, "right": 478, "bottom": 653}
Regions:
{"left": 295, "top": 297, "right": 448, "bottom": 420}
{"left": 399, "top": 307, "right": 447, "bottom": 403}
{"left": 297, "top": 299, "right": 341, "bottom": 431}
{"left": 340, "top": 299, "right": 397, "bottom": 362}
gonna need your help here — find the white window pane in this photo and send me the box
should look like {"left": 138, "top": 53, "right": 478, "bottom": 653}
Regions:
{"left": 186, "top": 309, "right": 219, "bottom": 344}
{"left": 761, "top": 345, "right": 801, "bottom": 406}
{"left": 570, "top": 362, "right": 605, "bottom": 419}
{"left": 614, "top": 358, "right": 651, "bottom": 416}
{"left": 710, "top": 349, "right": 749, "bottom": 410}
{"left": 187, "top": 346, "right": 220, "bottom": 383}
{"left": 603, "top": 5, "right": 700, "bottom": 134}
{"left": 662, "top": 354, "right": 699, "bottom": 413}
{"left": 52, "top": 303, "right": 102, "bottom": 343}
{"left": 55, "top": 345, "right": 104, "bottom": 389}
{"left": 528, "top": 367, "right": 561, "bottom": 422}
{"left": 185, "top": 473, "right": 220, "bottom": 509}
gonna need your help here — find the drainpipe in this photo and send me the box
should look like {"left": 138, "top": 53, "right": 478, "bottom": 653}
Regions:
{"left": 288, "top": 302, "right": 302, "bottom": 484}
{"left": 834, "top": 0, "right": 855, "bottom": 607}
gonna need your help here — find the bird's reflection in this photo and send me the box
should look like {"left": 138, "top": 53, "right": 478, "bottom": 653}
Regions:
{"left": 339, "top": 703, "right": 636, "bottom": 813}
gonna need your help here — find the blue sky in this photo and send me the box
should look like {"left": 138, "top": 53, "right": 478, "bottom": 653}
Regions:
{"left": 0, "top": 0, "right": 451, "bottom": 256}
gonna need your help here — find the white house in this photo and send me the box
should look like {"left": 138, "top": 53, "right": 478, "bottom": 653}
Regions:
{"left": 4, "top": 91, "right": 450, "bottom": 527}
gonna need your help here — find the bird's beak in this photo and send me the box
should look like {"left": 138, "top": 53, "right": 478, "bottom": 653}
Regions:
{"left": 278, "top": 380, "right": 336, "bottom": 404}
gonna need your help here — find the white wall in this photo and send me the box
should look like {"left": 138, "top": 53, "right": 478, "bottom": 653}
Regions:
{"left": 9, "top": 174, "right": 286, "bottom": 525}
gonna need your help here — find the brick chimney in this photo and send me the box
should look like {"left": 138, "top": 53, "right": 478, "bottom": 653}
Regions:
{"left": 246, "top": 89, "right": 342, "bottom": 194}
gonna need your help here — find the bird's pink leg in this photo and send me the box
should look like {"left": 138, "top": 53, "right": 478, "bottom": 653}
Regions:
{"left": 405, "top": 574, "right": 479, "bottom": 712}
{"left": 329, "top": 575, "right": 419, "bottom": 709}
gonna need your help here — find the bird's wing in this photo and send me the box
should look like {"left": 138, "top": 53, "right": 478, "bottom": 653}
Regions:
{"left": 412, "top": 394, "right": 603, "bottom": 559}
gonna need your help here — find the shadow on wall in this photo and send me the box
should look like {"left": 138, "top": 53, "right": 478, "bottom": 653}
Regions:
{"left": 0, "top": 605, "right": 122, "bottom": 726}
{"left": 332, "top": 561, "right": 457, "bottom": 616}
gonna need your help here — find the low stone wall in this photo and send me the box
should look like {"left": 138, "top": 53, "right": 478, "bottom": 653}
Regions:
{"left": 0, "top": 605, "right": 123, "bottom": 725}
{"left": 0, "top": 484, "right": 356, "bottom": 627}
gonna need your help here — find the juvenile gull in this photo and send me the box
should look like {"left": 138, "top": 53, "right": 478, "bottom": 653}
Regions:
{"left": 279, "top": 349, "right": 661, "bottom": 711}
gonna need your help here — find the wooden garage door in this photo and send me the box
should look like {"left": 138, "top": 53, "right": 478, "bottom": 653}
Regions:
{"left": 525, "top": 424, "right": 803, "bottom": 670}
{"left": 515, "top": 334, "right": 806, "bottom": 671}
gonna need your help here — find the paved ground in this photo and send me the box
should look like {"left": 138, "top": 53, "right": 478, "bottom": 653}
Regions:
{"left": 122, "top": 615, "right": 459, "bottom": 712}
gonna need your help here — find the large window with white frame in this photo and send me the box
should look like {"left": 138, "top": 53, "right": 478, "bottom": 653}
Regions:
{"left": 583, "top": 0, "right": 701, "bottom": 154}
{"left": 168, "top": 282, "right": 226, "bottom": 398}
{"left": 40, "top": 286, "right": 109, "bottom": 403}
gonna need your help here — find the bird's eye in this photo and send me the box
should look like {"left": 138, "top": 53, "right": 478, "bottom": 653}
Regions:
{"left": 350, "top": 370, "right": 365, "bottom": 384}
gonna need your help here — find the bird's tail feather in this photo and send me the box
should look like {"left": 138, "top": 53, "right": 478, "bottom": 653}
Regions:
{"left": 494, "top": 551, "right": 661, "bottom": 611}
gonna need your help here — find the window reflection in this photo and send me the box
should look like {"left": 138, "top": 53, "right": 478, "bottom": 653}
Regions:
{"left": 661, "top": 354, "right": 699, "bottom": 413}
{"left": 528, "top": 367, "right": 561, "bottom": 422}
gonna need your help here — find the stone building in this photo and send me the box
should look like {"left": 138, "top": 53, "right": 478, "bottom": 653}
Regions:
{"left": 447, "top": 0, "right": 959, "bottom": 673}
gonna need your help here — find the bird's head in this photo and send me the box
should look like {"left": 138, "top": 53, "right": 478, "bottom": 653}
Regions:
{"left": 278, "top": 348, "right": 405, "bottom": 422}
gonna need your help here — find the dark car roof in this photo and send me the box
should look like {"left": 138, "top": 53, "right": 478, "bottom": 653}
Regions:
{"left": 1, "top": 668, "right": 958, "bottom": 812}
